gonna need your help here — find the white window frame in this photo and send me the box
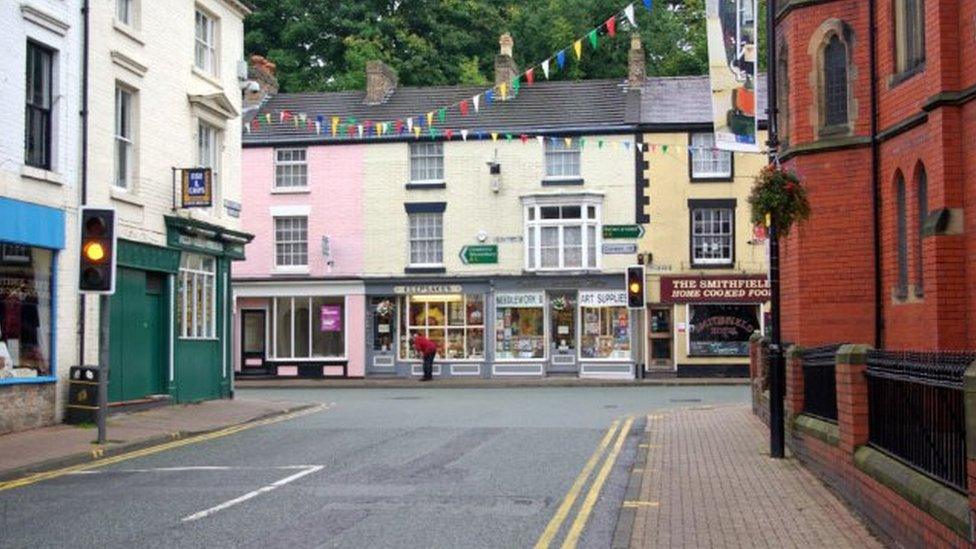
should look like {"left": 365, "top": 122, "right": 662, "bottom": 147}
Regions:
{"left": 114, "top": 86, "right": 134, "bottom": 190}
{"left": 399, "top": 294, "right": 485, "bottom": 362}
{"left": 690, "top": 133, "right": 733, "bottom": 180}
{"left": 116, "top": 0, "right": 134, "bottom": 26}
{"left": 544, "top": 139, "right": 581, "bottom": 180}
{"left": 178, "top": 253, "right": 217, "bottom": 340}
{"left": 197, "top": 120, "right": 220, "bottom": 212}
{"left": 194, "top": 9, "right": 217, "bottom": 75}
{"left": 409, "top": 142, "right": 444, "bottom": 184}
{"left": 272, "top": 296, "right": 347, "bottom": 361}
{"left": 274, "top": 148, "right": 308, "bottom": 191}
{"left": 408, "top": 212, "right": 444, "bottom": 267}
{"left": 691, "top": 207, "right": 734, "bottom": 266}
{"left": 273, "top": 216, "right": 309, "bottom": 271}
{"left": 523, "top": 199, "right": 602, "bottom": 272}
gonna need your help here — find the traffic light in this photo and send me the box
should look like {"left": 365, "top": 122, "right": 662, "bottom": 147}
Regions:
{"left": 626, "top": 265, "right": 645, "bottom": 310}
{"left": 79, "top": 207, "right": 117, "bottom": 294}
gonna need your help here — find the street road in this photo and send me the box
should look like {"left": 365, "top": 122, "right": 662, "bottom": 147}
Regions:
{"left": 0, "top": 386, "right": 747, "bottom": 548}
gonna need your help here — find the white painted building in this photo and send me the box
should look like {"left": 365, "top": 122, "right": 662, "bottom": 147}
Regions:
{"left": 0, "top": 0, "right": 84, "bottom": 433}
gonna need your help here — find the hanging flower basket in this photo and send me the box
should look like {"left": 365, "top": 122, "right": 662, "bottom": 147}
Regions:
{"left": 551, "top": 296, "right": 573, "bottom": 312}
{"left": 375, "top": 299, "right": 395, "bottom": 319}
{"left": 748, "top": 165, "right": 811, "bottom": 237}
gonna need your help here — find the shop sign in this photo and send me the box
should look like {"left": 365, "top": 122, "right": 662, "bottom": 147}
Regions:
{"left": 579, "top": 290, "right": 628, "bottom": 307}
{"left": 460, "top": 245, "right": 498, "bottom": 265}
{"left": 393, "top": 284, "right": 463, "bottom": 295}
{"left": 320, "top": 305, "right": 342, "bottom": 332}
{"left": 603, "top": 225, "right": 645, "bottom": 239}
{"left": 661, "top": 276, "right": 770, "bottom": 303}
{"left": 602, "top": 243, "right": 638, "bottom": 255}
{"left": 495, "top": 292, "right": 545, "bottom": 308}
{"left": 180, "top": 168, "right": 213, "bottom": 208}
{"left": 177, "top": 235, "right": 224, "bottom": 254}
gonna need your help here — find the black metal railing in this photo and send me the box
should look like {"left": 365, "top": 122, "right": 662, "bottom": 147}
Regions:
{"left": 801, "top": 344, "right": 843, "bottom": 422}
{"left": 866, "top": 350, "right": 974, "bottom": 493}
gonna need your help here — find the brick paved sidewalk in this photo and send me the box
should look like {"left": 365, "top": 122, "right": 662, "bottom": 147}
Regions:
{"left": 0, "top": 398, "right": 315, "bottom": 481}
{"left": 627, "top": 405, "right": 883, "bottom": 548}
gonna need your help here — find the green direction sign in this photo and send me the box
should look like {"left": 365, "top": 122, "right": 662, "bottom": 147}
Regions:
{"left": 460, "top": 245, "right": 498, "bottom": 265}
{"left": 603, "top": 225, "right": 645, "bottom": 239}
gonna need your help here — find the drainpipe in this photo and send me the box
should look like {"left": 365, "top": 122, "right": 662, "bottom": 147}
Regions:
{"left": 78, "top": 0, "right": 90, "bottom": 365}
{"left": 869, "top": 0, "right": 882, "bottom": 348}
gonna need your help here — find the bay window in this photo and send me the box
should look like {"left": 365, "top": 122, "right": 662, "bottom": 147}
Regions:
{"left": 524, "top": 200, "right": 601, "bottom": 271}
{"left": 273, "top": 296, "right": 345, "bottom": 359}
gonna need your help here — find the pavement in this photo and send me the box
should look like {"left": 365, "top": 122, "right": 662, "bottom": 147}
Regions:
{"left": 622, "top": 405, "right": 883, "bottom": 548}
{"left": 235, "top": 377, "right": 750, "bottom": 390}
{"left": 0, "top": 397, "right": 314, "bottom": 483}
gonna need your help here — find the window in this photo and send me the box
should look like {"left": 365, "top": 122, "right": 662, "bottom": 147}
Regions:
{"left": 194, "top": 10, "right": 216, "bottom": 74}
{"left": 114, "top": 87, "right": 134, "bottom": 189}
{"left": 273, "top": 297, "right": 345, "bottom": 359}
{"left": 915, "top": 166, "right": 927, "bottom": 297}
{"left": 409, "top": 142, "right": 444, "bottom": 183}
{"left": 25, "top": 42, "right": 54, "bottom": 170}
{"left": 0, "top": 244, "right": 54, "bottom": 380}
{"left": 545, "top": 139, "right": 581, "bottom": 179}
{"left": 524, "top": 202, "right": 600, "bottom": 271}
{"left": 177, "top": 253, "right": 216, "bottom": 339}
{"left": 691, "top": 206, "right": 734, "bottom": 266}
{"left": 495, "top": 293, "right": 546, "bottom": 360}
{"left": 116, "top": 0, "right": 133, "bottom": 25}
{"left": 896, "top": 174, "right": 908, "bottom": 298}
{"left": 198, "top": 121, "right": 220, "bottom": 204}
{"left": 580, "top": 291, "right": 631, "bottom": 360}
{"left": 690, "top": 133, "right": 732, "bottom": 180}
{"left": 823, "top": 35, "right": 849, "bottom": 127}
{"left": 400, "top": 294, "right": 485, "bottom": 360}
{"left": 274, "top": 217, "right": 308, "bottom": 268}
{"left": 895, "top": 0, "right": 925, "bottom": 73}
{"left": 274, "top": 148, "right": 307, "bottom": 189}
{"left": 688, "top": 304, "right": 761, "bottom": 357}
{"left": 409, "top": 213, "right": 443, "bottom": 266}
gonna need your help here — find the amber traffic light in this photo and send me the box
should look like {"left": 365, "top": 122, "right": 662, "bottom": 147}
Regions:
{"left": 626, "top": 265, "right": 645, "bottom": 310}
{"left": 79, "top": 207, "right": 116, "bottom": 294}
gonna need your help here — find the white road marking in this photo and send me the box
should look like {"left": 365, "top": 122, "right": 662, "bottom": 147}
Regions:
{"left": 181, "top": 465, "right": 324, "bottom": 522}
{"left": 67, "top": 465, "right": 317, "bottom": 476}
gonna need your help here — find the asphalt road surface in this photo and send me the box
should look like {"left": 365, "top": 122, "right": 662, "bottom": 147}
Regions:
{"left": 0, "top": 386, "right": 748, "bottom": 549}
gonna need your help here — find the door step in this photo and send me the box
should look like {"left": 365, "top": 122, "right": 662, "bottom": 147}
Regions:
{"left": 642, "top": 369, "right": 677, "bottom": 379}
{"left": 108, "top": 394, "right": 172, "bottom": 415}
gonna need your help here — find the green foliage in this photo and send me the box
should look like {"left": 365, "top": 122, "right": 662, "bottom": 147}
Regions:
{"left": 245, "top": 0, "right": 769, "bottom": 93}
{"left": 748, "top": 165, "right": 810, "bottom": 236}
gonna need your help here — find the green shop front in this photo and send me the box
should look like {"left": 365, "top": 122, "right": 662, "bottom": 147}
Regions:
{"left": 108, "top": 217, "right": 251, "bottom": 404}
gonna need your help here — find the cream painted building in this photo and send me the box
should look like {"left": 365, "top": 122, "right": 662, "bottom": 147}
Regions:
{"left": 84, "top": 0, "right": 252, "bottom": 404}
{"left": 637, "top": 76, "right": 769, "bottom": 377}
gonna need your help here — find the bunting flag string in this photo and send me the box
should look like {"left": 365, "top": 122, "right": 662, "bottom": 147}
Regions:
{"left": 251, "top": 1, "right": 659, "bottom": 143}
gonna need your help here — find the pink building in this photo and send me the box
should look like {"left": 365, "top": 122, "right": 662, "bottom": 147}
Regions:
{"left": 233, "top": 141, "right": 367, "bottom": 378}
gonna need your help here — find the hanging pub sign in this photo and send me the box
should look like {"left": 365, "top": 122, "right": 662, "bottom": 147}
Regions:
{"left": 705, "top": 0, "right": 760, "bottom": 152}
{"left": 181, "top": 168, "right": 213, "bottom": 208}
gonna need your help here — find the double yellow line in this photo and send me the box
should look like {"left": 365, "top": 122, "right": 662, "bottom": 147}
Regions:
{"left": 534, "top": 416, "right": 635, "bottom": 549}
{"left": 0, "top": 404, "right": 326, "bottom": 493}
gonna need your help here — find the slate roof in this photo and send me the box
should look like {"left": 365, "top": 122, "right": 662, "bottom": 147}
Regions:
{"left": 243, "top": 74, "right": 767, "bottom": 145}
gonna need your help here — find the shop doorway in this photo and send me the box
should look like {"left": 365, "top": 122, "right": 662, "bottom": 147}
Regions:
{"left": 109, "top": 268, "right": 167, "bottom": 403}
{"left": 240, "top": 309, "right": 267, "bottom": 374}
{"left": 366, "top": 297, "right": 398, "bottom": 375}
{"left": 547, "top": 291, "right": 578, "bottom": 374}
{"left": 647, "top": 306, "right": 675, "bottom": 371}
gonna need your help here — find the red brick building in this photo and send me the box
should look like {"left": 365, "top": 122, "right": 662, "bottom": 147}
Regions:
{"left": 774, "top": 0, "right": 976, "bottom": 350}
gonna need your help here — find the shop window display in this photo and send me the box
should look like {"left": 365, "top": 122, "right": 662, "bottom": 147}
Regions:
{"left": 0, "top": 244, "right": 52, "bottom": 379}
{"left": 273, "top": 296, "right": 345, "bottom": 359}
{"left": 495, "top": 293, "right": 545, "bottom": 360}
{"left": 401, "top": 294, "right": 484, "bottom": 360}
{"left": 688, "top": 304, "right": 760, "bottom": 357}
{"left": 581, "top": 306, "right": 631, "bottom": 360}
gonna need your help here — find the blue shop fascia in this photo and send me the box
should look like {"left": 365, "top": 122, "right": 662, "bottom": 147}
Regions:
{"left": 363, "top": 273, "right": 636, "bottom": 379}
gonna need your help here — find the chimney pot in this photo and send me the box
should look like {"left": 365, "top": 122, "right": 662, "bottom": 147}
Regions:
{"left": 365, "top": 60, "right": 398, "bottom": 105}
{"left": 245, "top": 55, "right": 279, "bottom": 109}
{"left": 495, "top": 33, "right": 519, "bottom": 86}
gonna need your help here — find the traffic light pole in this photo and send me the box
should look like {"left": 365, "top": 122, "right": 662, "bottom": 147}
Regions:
{"left": 97, "top": 294, "right": 111, "bottom": 445}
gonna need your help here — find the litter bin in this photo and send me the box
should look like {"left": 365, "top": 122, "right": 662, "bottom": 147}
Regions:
{"left": 65, "top": 366, "right": 100, "bottom": 424}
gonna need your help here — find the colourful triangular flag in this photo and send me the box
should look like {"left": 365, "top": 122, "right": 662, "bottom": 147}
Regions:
{"left": 357, "top": 124, "right": 364, "bottom": 138}
{"left": 520, "top": 134, "right": 529, "bottom": 144}
{"left": 485, "top": 90, "right": 494, "bottom": 105}
{"left": 564, "top": 137, "right": 572, "bottom": 147}
{"left": 413, "top": 126, "right": 422, "bottom": 139}
{"left": 445, "top": 129, "right": 454, "bottom": 140}
{"left": 556, "top": 50, "right": 566, "bottom": 70}
{"left": 437, "top": 108, "right": 446, "bottom": 124}
{"left": 426, "top": 112, "right": 434, "bottom": 127}
{"left": 525, "top": 68, "right": 535, "bottom": 86}
{"left": 460, "top": 100, "right": 470, "bottom": 116}
{"left": 643, "top": 0, "right": 652, "bottom": 11}
{"left": 588, "top": 30, "right": 598, "bottom": 50}
{"left": 536, "top": 136, "right": 545, "bottom": 146}
{"left": 573, "top": 40, "right": 583, "bottom": 60}
{"left": 472, "top": 95, "right": 481, "bottom": 113}
{"left": 461, "top": 129, "right": 469, "bottom": 141}
{"left": 512, "top": 77, "right": 520, "bottom": 96}
{"left": 499, "top": 82, "right": 508, "bottom": 101}
{"left": 598, "top": 140, "right": 604, "bottom": 148}
{"left": 606, "top": 17, "right": 617, "bottom": 37}
{"left": 407, "top": 118, "right": 414, "bottom": 132}
{"left": 580, "top": 137, "right": 587, "bottom": 148}
{"left": 624, "top": 4, "right": 637, "bottom": 27}
{"left": 264, "top": 113, "right": 272, "bottom": 125}
{"left": 491, "top": 132, "right": 499, "bottom": 143}
{"left": 542, "top": 59, "right": 551, "bottom": 79}
{"left": 331, "top": 116, "right": 339, "bottom": 137}
{"left": 662, "top": 144, "right": 669, "bottom": 153}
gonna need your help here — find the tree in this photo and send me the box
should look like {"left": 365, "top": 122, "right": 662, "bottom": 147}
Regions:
{"left": 245, "top": 0, "right": 765, "bottom": 93}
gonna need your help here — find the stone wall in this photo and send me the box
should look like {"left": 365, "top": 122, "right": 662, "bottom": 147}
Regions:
{"left": 0, "top": 384, "right": 57, "bottom": 435}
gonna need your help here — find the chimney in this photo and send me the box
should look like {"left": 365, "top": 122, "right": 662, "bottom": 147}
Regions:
{"left": 628, "top": 35, "right": 647, "bottom": 89}
{"left": 495, "top": 33, "right": 519, "bottom": 85}
{"left": 365, "top": 60, "right": 398, "bottom": 105}
{"left": 244, "top": 55, "right": 279, "bottom": 109}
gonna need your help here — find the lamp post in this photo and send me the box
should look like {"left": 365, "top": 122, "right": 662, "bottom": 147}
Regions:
{"left": 765, "top": 0, "right": 785, "bottom": 459}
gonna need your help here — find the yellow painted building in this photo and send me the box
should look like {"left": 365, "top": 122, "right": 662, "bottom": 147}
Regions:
{"left": 636, "top": 76, "right": 769, "bottom": 377}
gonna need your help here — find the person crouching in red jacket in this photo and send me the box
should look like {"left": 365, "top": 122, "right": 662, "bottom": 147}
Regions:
{"left": 411, "top": 333, "right": 438, "bottom": 381}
